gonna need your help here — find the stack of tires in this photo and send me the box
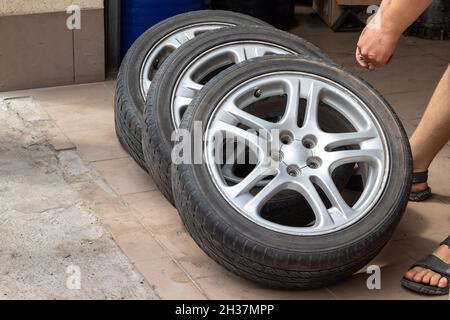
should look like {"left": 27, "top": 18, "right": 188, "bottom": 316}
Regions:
{"left": 115, "top": 10, "right": 412, "bottom": 289}
{"left": 406, "top": 0, "right": 450, "bottom": 40}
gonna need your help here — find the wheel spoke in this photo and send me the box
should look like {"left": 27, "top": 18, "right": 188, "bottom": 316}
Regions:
{"left": 243, "top": 174, "right": 284, "bottom": 215}
{"left": 182, "top": 30, "right": 196, "bottom": 41}
{"left": 322, "top": 129, "right": 377, "bottom": 150}
{"left": 210, "top": 120, "right": 264, "bottom": 148}
{"left": 174, "top": 95, "right": 193, "bottom": 107}
{"left": 302, "top": 81, "right": 323, "bottom": 130}
{"left": 224, "top": 102, "right": 275, "bottom": 132}
{"left": 312, "top": 173, "right": 354, "bottom": 218}
{"left": 173, "top": 78, "right": 203, "bottom": 125}
{"left": 176, "top": 76, "right": 203, "bottom": 100}
{"left": 142, "top": 78, "right": 152, "bottom": 96}
{"left": 327, "top": 149, "right": 383, "bottom": 169}
{"left": 291, "top": 178, "right": 335, "bottom": 228}
{"left": 165, "top": 34, "right": 188, "bottom": 48}
{"left": 241, "top": 45, "right": 266, "bottom": 61}
{"left": 227, "top": 164, "right": 276, "bottom": 199}
{"left": 280, "top": 78, "right": 301, "bottom": 127}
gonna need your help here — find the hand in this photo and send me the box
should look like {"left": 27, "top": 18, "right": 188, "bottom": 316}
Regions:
{"left": 356, "top": 25, "right": 401, "bottom": 70}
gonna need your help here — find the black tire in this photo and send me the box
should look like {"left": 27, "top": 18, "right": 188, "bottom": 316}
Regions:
{"left": 172, "top": 56, "right": 412, "bottom": 289}
{"left": 143, "top": 26, "right": 332, "bottom": 204}
{"left": 115, "top": 10, "right": 269, "bottom": 171}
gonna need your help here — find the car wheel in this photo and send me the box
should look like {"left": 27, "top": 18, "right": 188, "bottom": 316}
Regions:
{"left": 172, "top": 56, "right": 412, "bottom": 289}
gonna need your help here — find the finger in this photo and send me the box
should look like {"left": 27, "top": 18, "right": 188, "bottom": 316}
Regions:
{"left": 356, "top": 53, "right": 368, "bottom": 67}
{"left": 355, "top": 48, "right": 369, "bottom": 68}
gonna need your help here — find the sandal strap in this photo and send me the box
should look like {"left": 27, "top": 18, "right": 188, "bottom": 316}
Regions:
{"left": 412, "top": 171, "right": 428, "bottom": 184}
{"left": 413, "top": 255, "right": 450, "bottom": 278}
{"left": 441, "top": 236, "right": 450, "bottom": 249}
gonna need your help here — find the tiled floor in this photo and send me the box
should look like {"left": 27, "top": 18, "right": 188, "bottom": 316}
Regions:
{"left": 2, "top": 9, "right": 449, "bottom": 300}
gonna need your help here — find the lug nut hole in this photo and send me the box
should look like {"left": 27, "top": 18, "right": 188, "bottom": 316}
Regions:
{"left": 287, "top": 165, "right": 301, "bottom": 177}
{"left": 280, "top": 131, "right": 294, "bottom": 145}
{"left": 271, "top": 151, "right": 284, "bottom": 162}
{"left": 307, "top": 157, "right": 322, "bottom": 169}
{"left": 302, "top": 135, "right": 317, "bottom": 149}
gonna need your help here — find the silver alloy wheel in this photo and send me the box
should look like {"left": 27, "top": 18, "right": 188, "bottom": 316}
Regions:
{"left": 139, "top": 23, "right": 232, "bottom": 99}
{"left": 204, "top": 72, "right": 390, "bottom": 236}
{"left": 171, "top": 41, "right": 295, "bottom": 128}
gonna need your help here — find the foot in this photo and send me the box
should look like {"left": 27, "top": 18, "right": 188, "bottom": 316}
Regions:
{"left": 404, "top": 244, "right": 450, "bottom": 289}
{"left": 411, "top": 181, "right": 429, "bottom": 193}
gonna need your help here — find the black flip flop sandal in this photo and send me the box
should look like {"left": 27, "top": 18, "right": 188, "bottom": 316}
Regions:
{"left": 409, "top": 171, "right": 432, "bottom": 202}
{"left": 401, "top": 236, "right": 450, "bottom": 296}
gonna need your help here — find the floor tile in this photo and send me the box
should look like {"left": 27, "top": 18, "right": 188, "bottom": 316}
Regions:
{"left": 122, "top": 191, "right": 183, "bottom": 233}
{"left": 356, "top": 54, "right": 448, "bottom": 95}
{"left": 408, "top": 37, "right": 450, "bottom": 62}
{"left": 394, "top": 232, "right": 450, "bottom": 261}
{"left": 91, "top": 158, "right": 156, "bottom": 196}
{"left": 156, "top": 229, "right": 203, "bottom": 260}
{"left": 393, "top": 200, "right": 450, "bottom": 240}
{"left": 196, "top": 272, "right": 336, "bottom": 300}
{"left": 104, "top": 80, "right": 117, "bottom": 95}
{"left": 400, "top": 119, "right": 418, "bottom": 137}
{"left": 151, "top": 227, "right": 226, "bottom": 280}
{"left": 301, "top": 33, "right": 360, "bottom": 55}
{"left": 72, "top": 179, "right": 130, "bottom": 220}
{"left": 65, "top": 127, "right": 128, "bottom": 162}
{"left": 111, "top": 231, "right": 168, "bottom": 263}
{"left": 103, "top": 216, "right": 145, "bottom": 237}
{"left": 31, "top": 82, "right": 113, "bottom": 107}
{"left": 384, "top": 90, "right": 432, "bottom": 122}
{"left": 41, "top": 124, "right": 77, "bottom": 151}
{"left": 177, "top": 254, "right": 228, "bottom": 281}
{"left": 135, "top": 258, "right": 207, "bottom": 300}
{"left": 103, "top": 215, "right": 168, "bottom": 263}
{"left": 44, "top": 103, "right": 114, "bottom": 133}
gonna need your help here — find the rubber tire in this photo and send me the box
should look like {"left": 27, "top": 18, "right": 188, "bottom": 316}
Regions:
{"left": 115, "top": 10, "right": 269, "bottom": 171}
{"left": 172, "top": 56, "right": 412, "bottom": 289}
{"left": 143, "top": 26, "right": 332, "bottom": 204}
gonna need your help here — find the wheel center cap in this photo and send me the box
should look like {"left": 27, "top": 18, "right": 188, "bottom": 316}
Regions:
{"left": 280, "top": 140, "right": 311, "bottom": 167}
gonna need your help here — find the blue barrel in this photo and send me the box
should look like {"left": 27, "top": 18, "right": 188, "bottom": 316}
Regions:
{"left": 121, "top": 0, "right": 204, "bottom": 57}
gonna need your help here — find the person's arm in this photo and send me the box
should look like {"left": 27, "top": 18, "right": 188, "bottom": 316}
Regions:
{"left": 356, "top": 0, "right": 432, "bottom": 70}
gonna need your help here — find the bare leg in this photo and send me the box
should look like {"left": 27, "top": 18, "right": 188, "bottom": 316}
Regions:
{"left": 404, "top": 65, "right": 450, "bottom": 291}
{"left": 410, "top": 64, "right": 450, "bottom": 192}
